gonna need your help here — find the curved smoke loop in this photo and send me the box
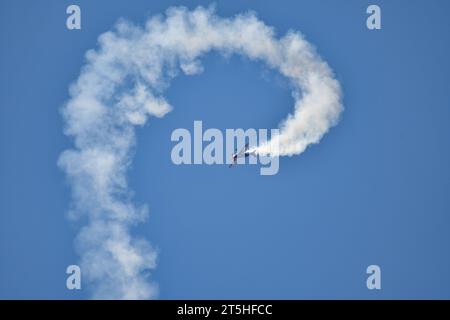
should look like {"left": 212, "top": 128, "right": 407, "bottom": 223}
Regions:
{"left": 59, "top": 6, "right": 343, "bottom": 299}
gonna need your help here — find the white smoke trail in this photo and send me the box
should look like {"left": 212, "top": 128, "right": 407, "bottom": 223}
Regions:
{"left": 58, "top": 6, "right": 342, "bottom": 299}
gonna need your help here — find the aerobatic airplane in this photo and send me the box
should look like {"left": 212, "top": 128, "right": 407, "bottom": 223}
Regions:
{"left": 229, "top": 143, "right": 256, "bottom": 168}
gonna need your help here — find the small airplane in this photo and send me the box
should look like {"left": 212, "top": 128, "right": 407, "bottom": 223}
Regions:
{"left": 229, "top": 143, "right": 256, "bottom": 168}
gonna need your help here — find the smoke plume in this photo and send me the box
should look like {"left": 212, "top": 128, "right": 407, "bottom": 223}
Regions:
{"left": 58, "top": 6, "right": 343, "bottom": 299}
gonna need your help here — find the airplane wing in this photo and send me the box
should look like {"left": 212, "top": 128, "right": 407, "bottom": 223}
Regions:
{"left": 229, "top": 158, "right": 237, "bottom": 168}
{"left": 237, "top": 144, "right": 248, "bottom": 157}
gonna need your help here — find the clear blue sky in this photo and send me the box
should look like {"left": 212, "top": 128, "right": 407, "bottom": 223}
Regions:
{"left": 1, "top": 0, "right": 450, "bottom": 299}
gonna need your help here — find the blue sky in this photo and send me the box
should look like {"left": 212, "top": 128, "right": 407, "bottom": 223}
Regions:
{"left": 1, "top": 0, "right": 450, "bottom": 299}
